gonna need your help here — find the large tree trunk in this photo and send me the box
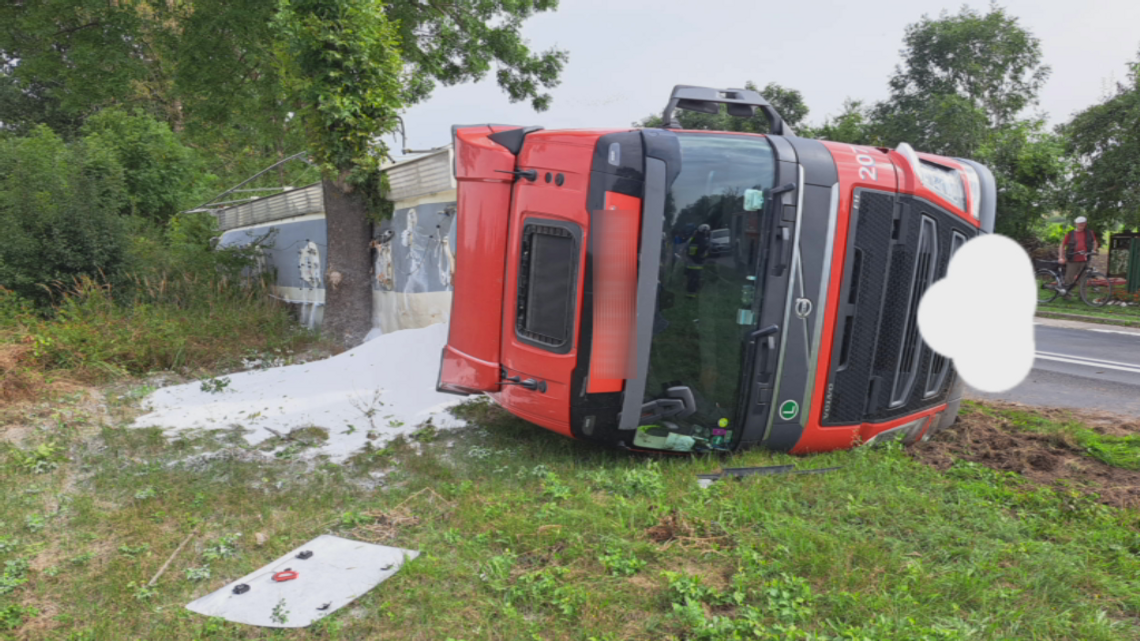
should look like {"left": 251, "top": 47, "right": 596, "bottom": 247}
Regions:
{"left": 321, "top": 177, "right": 373, "bottom": 347}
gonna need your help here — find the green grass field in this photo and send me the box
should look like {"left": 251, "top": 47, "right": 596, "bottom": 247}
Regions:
{"left": 2, "top": 390, "right": 1140, "bottom": 640}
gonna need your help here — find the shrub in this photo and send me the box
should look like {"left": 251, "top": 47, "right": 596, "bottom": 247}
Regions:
{"left": 79, "top": 108, "right": 210, "bottom": 223}
{"left": 0, "top": 126, "right": 129, "bottom": 306}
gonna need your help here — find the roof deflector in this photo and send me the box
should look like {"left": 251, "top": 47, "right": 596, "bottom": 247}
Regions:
{"left": 661, "top": 85, "right": 793, "bottom": 136}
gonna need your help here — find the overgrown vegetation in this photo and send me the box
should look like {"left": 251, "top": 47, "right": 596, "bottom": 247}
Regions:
{"left": 1, "top": 393, "right": 1139, "bottom": 639}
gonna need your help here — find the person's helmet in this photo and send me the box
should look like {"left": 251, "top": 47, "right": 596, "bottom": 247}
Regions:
{"left": 698, "top": 224, "right": 710, "bottom": 232}
{"left": 1075, "top": 216, "right": 1087, "bottom": 224}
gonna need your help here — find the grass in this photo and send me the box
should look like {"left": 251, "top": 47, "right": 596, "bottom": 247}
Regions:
{"left": 2, "top": 392, "right": 1140, "bottom": 640}
{"left": 0, "top": 274, "right": 323, "bottom": 403}
{"left": 966, "top": 400, "right": 1140, "bottom": 470}
{"left": 1036, "top": 277, "right": 1140, "bottom": 324}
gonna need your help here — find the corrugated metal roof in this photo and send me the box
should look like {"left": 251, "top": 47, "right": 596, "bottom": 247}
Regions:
{"left": 214, "top": 182, "right": 324, "bottom": 231}
{"left": 212, "top": 147, "right": 455, "bottom": 231}
{"left": 386, "top": 147, "right": 455, "bottom": 202}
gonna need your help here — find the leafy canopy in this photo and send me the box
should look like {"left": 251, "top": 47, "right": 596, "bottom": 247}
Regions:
{"left": 869, "top": 5, "right": 1062, "bottom": 243}
{"left": 273, "top": 0, "right": 405, "bottom": 185}
{"left": 1062, "top": 52, "right": 1140, "bottom": 231}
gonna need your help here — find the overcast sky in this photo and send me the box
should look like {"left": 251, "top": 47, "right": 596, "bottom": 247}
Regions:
{"left": 393, "top": 0, "right": 1140, "bottom": 156}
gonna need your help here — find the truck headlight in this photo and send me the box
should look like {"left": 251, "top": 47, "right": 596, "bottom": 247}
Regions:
{"left": 960, "top": 164, "right": 982, "bottom": 220}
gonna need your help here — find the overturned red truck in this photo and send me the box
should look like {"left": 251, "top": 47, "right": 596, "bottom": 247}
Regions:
{"left": 437, "top": 85, "right": 996, "bottom": 454}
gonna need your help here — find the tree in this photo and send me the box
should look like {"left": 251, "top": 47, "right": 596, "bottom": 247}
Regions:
{"left": 0, "top": 1, "right": 168, "bottom": 136}
{"left": 271, "top": 0, "right": 565, "bottom": 346}
{"left": 1062, "top": 52, "right": 1140, "bottom": 231}
{"left": 872, "top": 4, "right": 1050, "bottom": 154}
{"left": 636, "top": 82, "right": 809, "bottom": 133}
{"left": 809, "top": 99, "right": 874, "bottom": 144}
{"left": 869, "top": 5, "right": 1062, "bottom": 243}
{"left": 271, "top": 0, "right": 405, "bottom": 346}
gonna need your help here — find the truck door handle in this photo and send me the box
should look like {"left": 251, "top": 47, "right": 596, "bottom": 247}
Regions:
{"left": 772, "top": 227, "right": 791, "bottom": 276}
{"left": 757, "top": 336, "right": 776, "bottom": 384}
{"left": 748, "top": 325, "right": 779, "bottom": 385}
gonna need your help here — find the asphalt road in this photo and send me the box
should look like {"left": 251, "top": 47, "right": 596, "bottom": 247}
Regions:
{"left": 966, "top": 317, "right": 1140, "bottom": 416}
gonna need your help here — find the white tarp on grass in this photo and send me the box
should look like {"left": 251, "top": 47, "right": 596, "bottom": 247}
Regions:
{"left": 133, "top": 323, "right": 465, "bottom": 460}
{"left": 186, "top": 535, "right": 418, "bottom": 628}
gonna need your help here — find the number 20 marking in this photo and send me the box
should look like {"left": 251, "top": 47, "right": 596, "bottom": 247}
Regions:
{"left": 850, "top": 146, "right": 879, "bottom": 182}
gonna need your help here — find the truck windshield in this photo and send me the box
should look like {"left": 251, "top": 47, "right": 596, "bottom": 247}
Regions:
{"left": 638, "top": 133, "right": 776, "bottom": 452}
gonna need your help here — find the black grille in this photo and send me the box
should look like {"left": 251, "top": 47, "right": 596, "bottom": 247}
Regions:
{"left": 923, "top": 230, "right": 967, "bottom": 397}
{"left": 824, "top": 191, "right": 894, "bottom": 424}
{"left": 825, "top": 193, "right": 976, "bottom": 425}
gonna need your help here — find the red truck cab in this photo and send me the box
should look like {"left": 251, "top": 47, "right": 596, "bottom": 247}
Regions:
{"left": 438, "top": 86, "right": 996, "bottom": 454}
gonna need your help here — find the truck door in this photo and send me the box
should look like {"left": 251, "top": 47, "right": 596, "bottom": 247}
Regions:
{"left": 436, "top": 125, "right": 520, "bottom": 395}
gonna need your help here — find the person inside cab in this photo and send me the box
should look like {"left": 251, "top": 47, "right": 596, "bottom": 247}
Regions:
{"left": 685, "top": 224, "right": 712, "bottom": 297}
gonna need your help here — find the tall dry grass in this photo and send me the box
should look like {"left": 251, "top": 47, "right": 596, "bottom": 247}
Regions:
{"left": 0, "top": 270, "right": 317, "bottom": 397}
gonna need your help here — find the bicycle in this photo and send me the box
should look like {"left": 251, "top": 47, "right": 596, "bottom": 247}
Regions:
{"left": 1035, "top": 250, "right": 1117, "bottom": 307}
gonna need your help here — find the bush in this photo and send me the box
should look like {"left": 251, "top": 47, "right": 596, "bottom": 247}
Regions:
{"left": 0, "top": 126, "right": 129, "bottom": 306}
{"left": 80, "top": 108, "right": 212, "bottom": 223}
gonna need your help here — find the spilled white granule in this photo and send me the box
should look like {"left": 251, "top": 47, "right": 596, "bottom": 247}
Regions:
{"left": 133, "top": 323, "right": 466, "bottom": 461}
{"left": 918, "top": 234, "right": 1036, "bottom": 393}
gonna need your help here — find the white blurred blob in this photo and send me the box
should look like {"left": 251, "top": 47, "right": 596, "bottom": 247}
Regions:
{"left": 918, "top": 234, "right": 1035, "bottom": 393}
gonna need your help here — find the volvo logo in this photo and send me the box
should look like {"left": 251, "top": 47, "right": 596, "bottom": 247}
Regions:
{"left": 795, "top": 298, "right": 813, "bottom": 319}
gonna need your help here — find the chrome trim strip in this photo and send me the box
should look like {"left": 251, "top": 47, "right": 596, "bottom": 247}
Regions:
{"left": 801, "top": 182, "right": 840, "bottom": 427}
{"left": 618, "top": 157, "right": 668, "bottom": 430}
{"left": 763, "top": 164, "right": 805, "bottom": 441}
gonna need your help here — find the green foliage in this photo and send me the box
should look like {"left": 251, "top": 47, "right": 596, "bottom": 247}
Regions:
{"left": 598, "top": 547, "right": 646, "bottom": 576}
{"left": 583, "top": 461, "right": 665, "bottom": 498}
{"left": 868, "top": 6, "right": 1063, "bottom": 243}
{"left": 272, "top": 0, "right": 405, "bottom": 184}
{"left": 0, "top": 558, "right": 29, "bottom": 596}
{"left": 976, "top": 119, "right": 1068, "bottom": 242}
{"left": 184, "top": 566, "right": 211, "bottom": 582}
{"left": 1063, "top": 53, "right": 1140, "bottom": 231}
{"left": 873, "top": 5, "right": 1050, "bottom": 138}
{"left": 810, "top": 99, "right": 874, "bottom": 144}
{"left": 118, "top": 544, "right": 150, "bottom": 558}
{"left": 0, "top": 2, "right": 154, "bottom": 136}
{"left": 1040, "top": 221, "right": 1067, "bottom": 245}
{"left": 0, "top": 126, "right": 128, "bottom": 305}
{"left": 0, "top": 603, "right": 38, "bottom": 632}
{"left": 80, "top": 109, "right": 207, "bottom": 222}
{"left": 201, "top": 533, "right": 242, "bottom": 562}
{"left": 199, "top": 377, "right": 232, "bottom": 395}
{"left": 385, "top": 0, "right": 567, "bottom": 111}
{"left": 7, "top": 441, "right": 67, "bottom": 475}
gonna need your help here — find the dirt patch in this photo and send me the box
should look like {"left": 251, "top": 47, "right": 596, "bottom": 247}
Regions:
{"left": 909, "top": 403, "right": 1140, "bottom": 510}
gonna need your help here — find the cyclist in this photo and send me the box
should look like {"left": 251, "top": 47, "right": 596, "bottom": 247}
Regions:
{"left": 1058, "top": 216, "right": 1099, "bottom": 293}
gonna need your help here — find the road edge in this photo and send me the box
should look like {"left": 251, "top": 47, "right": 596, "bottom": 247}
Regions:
{"left": 1035, "top": 310, "right": 1140, "bottom": 329}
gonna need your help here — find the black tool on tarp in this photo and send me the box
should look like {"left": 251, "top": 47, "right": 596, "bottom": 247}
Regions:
{"left": 697, "top": 465, "right": 841, "bottom": 484}
{"left": 232, "top": 584, "right": 251, "bottom": 595}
